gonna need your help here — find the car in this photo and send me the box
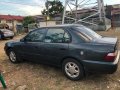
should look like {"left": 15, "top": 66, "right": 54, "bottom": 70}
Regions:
{"left": 4, "top": 24, "right": 120, "bottom": 80}
{"left": 0, "top": 29, "right": 14, "bottom": 39}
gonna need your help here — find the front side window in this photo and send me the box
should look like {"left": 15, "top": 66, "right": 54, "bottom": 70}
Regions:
{"left": 44, "top": 28, "right": 70, "bottom": 43}
{"left": 25, "top": 29, "right": 46, "bottom": 42}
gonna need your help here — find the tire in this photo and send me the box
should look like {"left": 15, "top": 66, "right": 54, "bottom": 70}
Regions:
{"left": 1, "top": 35, "right": 4, "bottom": 40}
{"left": 10, "top": 37, "right": 13, "bottom": 39}
{"left": 62, "top": 58, "right": 84, "bottom": 81}
{"left": 8, "top": 49, "right": 21, "bottom": 63}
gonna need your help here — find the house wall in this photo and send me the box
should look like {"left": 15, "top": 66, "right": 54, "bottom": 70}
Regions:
{"left": 105, "top": 18, "right": 111, "bottom": 30}
{"left": 0, "top": 19, "right": 6, "bottom": 23}
{"left": 111, "top": 4, "right": 120, "bottom": 27}
{"left": 0, "top": 19, "right": 22, "bottom": 32}
{"left": 39, "top": 21, "right": 56, "bottom": 27}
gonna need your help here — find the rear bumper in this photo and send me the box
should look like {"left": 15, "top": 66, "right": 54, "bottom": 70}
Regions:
{"left": 82, "top": 51, "right": 120, "bottom": 74}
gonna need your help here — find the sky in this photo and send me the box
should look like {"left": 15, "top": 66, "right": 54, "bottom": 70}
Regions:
{"left": 0, "top": 0, "right": 120, "bottom": 16}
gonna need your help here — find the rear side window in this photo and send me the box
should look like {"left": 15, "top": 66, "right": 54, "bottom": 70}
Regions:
{"left": 75, "top": 30, "right": 92, "bottom": 42}
{"left": 71, "top": 27, "right": 91, "bottom": 43}
{"left": 75, "top": 26, "right": 101, "bottom": 39}
{"left": 25, "top": 29, "right": 46, "bottom": 42}
{"left": 44, "top": 28, "right": 70, "bottom": 43}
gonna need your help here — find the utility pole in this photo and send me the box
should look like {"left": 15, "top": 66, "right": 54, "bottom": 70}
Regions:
{"left": 46, "top": 0, "right": 49, "bottom": 18}
{"left": 97, "top": 0, "right": 102, "bottom": 21}
{"left": 46, "top": 0, "right": 49, "bottom": 26}
{"left": 75, "top": 0, "right": 78, "bottom": 23}
{"left": 62, "top": 0, "right": 68, "bottom": 24}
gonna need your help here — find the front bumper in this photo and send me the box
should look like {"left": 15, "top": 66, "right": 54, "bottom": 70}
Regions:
{"left": 3, "top": 33, "right": 14, "bottom": 38}
{"left": 82, "top": 51, "right": 120, "bottom": 74}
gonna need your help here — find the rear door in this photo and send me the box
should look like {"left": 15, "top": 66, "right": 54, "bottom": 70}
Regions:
{"left": 39, "top": 27, "right": 71, "bottom": 65}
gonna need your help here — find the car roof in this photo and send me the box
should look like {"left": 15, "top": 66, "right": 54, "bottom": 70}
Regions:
{"left": 0, "top": 29, "right": 9, "bottom": 30}
{"left": 0, "top": 29, "right": 11, "bottom": 32}
{"left": 39, "top": 24, "right": 84, "bottom": 28}
{"left": 30, "top": 24, "right": 85, "bottom": 32}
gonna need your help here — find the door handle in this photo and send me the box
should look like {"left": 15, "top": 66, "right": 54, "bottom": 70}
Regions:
{"left": 60, "top": 48, "right": 66, "bottom": 50}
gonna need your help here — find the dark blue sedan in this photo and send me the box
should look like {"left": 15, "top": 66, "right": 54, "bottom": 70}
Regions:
{"left": 4, "top": 24, "right": 120, "bottom": 80}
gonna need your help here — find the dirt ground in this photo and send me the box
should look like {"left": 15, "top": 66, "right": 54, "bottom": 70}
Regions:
{"left": 0, "top": 28, "right": 120, "bottom": 90}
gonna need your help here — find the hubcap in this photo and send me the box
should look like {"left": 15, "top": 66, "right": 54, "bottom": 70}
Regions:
{"left": 65, "top": 62, "right": 80, "bottom": 78}
{"left": 9, "top": 51, "right": 16, "bottom": 62}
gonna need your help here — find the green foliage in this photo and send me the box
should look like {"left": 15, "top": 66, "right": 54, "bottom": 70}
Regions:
{"left": 23, "top": 16, "right": 35, "bottom": 27}
{"left": 42, "top": 0, "right": 64, "bottom": 18}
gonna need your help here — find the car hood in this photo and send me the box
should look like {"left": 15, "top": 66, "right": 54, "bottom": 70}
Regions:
{"left": 6, "top": 41, "right": 19, "bottom": 45}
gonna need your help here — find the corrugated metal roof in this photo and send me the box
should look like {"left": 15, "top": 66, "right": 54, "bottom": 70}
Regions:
{"left": 0, "top": 15, "right": 23, "bottom": 21}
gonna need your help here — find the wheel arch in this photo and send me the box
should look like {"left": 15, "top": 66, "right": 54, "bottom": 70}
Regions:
{"left": 61, "top": 56, "right": 86, "bottom": 80}
{"left": 61, "top": 56, "right": 84, "bottom": 68}
{"left": 6, "top": 47, "right": 13, "bottom": 55}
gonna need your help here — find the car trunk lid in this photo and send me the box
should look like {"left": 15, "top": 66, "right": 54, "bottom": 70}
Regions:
{"left": 95, "top": 37, "right": 117, "bottom": 44}
{"left": 92, "top": 37, "right": 119, "bottom": 62}
{"left": 94, "top": 37, "right": 118, "bottom": 51}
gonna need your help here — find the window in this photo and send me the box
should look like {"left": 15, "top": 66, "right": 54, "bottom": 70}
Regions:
{"left": 6, "top": 20, "right": 12, "bottom": 23}
{"left": 75, "top": 26, "right": 101, "bottom": 39}
{"left": 17, "top": 21, "right": 22, "bottom": 23}
{"left": 75, "top": 31, "right": 91, "bottom": 42}
{"left": 44, "top": 28, "right": 70, "bottom": 43}
{"left": 63, "top": 32, "right": 71, "bottom": 43}
{"left": 25, "top": 29, "right": 46, "bottom": 42}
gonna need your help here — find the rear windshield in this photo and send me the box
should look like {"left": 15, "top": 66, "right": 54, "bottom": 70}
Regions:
{"left": 75, "top": 26, "right": 101, "bottom": 40}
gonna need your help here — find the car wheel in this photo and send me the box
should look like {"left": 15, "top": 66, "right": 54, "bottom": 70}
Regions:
{"left": 8, "top": 49, "right": 21, "bottom": 63}
{"left": 1, "top": 35, "right": 4, "bottom": 40}
{"left": 10, "top": 37, "right": 13, "bottom": 39}
{"left": 62, "top": 59, "right": 84, "bottom": 81}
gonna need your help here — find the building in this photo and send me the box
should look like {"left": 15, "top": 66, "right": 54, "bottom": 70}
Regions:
{"left": 32, "top": 15, "right": 60, "bottom": 27}
{"left": 0, "top": 15, "right": 23, "bottom": 32}
{"left": 33, "top": 15, "right": 46, "bottom": 23}
{"left": 111, "top": 4, "right": 120, "bottom": 27}
{"left": 105, "top": 4, "right": 120, "bottom": 27}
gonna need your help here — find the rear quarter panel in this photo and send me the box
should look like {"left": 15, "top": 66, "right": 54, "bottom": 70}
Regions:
{"left": 68, "top": 43, "right": 115, "bottom": 63}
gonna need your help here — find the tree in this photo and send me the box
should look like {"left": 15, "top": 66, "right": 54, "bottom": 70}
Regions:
{"left": 42, "top": 0, "right": 64, "bottom": 18}
{"left": 23, "top": 16, "right": 35, "bottom": 27}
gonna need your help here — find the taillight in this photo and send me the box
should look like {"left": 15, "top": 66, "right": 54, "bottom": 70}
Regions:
{"left": 104, "top": 52, "right": 116, "bottom": 62}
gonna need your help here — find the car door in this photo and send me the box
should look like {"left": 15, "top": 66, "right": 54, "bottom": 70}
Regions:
{"left": 38, "top": 27, "right": 71, "bottom": 66}
{"left": 17, "top": 28, "right": 47, "bottom": 62}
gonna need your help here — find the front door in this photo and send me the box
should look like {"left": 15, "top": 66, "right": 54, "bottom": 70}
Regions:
{"left": 17, "top": 28, "right": 47, "bottom": 62}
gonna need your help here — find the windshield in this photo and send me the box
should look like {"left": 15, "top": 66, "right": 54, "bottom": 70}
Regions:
{"left": 75, "top": 26, "right": 101, "bottom": 40}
